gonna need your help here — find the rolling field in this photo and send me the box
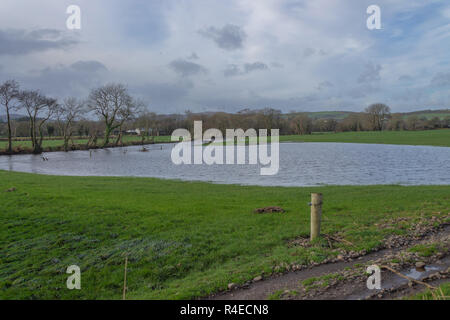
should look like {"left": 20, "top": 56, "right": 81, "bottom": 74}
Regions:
{"left": 280, "top": 129, "right": 450, "bottom": 147}
{"left": 1, "top": 170, "right": 449, "bottom": 299}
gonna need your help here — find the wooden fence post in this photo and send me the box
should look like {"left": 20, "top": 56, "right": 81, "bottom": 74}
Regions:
{"left": 310, "top": 193, "right": 323, "bottom": 241}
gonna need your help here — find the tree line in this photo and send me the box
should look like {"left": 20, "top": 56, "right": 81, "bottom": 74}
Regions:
{"left": 0, "top": 81, "right": 143, "bottom": 154}
{"left": 1, "top": 80, "right": 449, "bottom": 154}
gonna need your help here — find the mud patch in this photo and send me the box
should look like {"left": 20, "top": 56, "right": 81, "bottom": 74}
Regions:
{"left": 254, "top": 207, "right": 285, "bottom": 214}
{"left": 208, "top": 223, "right": 450, "bottom": 300}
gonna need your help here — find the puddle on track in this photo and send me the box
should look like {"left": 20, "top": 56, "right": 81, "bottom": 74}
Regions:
{"left": 404, "top": 266, "right": 440, "bottom": 280}
{"left": 347, "top": 256, "right": 449, "bottom": 300}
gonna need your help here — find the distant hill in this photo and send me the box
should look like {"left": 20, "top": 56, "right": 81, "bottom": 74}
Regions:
{"left": 291, "top": 109, "right": 450, "bottom": 120}
{"left": 396, "top": 109, "right": 450, "bottom": 120}
{"left": 160, "top": 109, "right": 450, "bottom": 121}
{"left": 289, "top": 111, "right": 358, "bottom": 120}
{"left": 0, "top": 114, "right": 26, "bottom": 122}
{"left": 0, "top": 109, "right": 448, "bottom": 123}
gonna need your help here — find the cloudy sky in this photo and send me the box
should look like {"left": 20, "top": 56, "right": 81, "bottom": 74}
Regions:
{"left": 0, "top": 0, "right": 449, "bottom": 113}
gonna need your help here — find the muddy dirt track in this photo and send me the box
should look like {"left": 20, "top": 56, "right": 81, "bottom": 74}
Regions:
{"left": 208, "top": 223, "right": 450, "bottom": 300}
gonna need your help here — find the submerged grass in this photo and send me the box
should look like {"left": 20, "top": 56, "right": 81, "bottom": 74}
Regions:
{"left": 2, "top": 130, "right": 450, "bottom": 151}
{"left": 0, "top": 135, "right": 172, "bottom": 151}
{"left": 0, "top": 170, "right": 449, "bottom": 299}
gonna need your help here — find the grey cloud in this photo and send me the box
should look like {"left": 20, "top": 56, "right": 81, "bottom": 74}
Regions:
{"left": 303, "top": 48, "right": 316, "bottom": 58}
{"left": 169, "top": 59, "right": 207, "bottom": 77}
{"left": 348, "top": 84, "right": 380, "bottom": 99}
{"left": 224, "top": 62, "right": 269, "bottom": 77}
{"left": 224, "top": 64, "right": 241, "bottom": 77}
{"left": 15, "top": 60, "right": 108, "bottom": 98}
{"left": 302, "top": 48, "right": 327, "bottom": 58}
{"left": 357, "top": 62, "right": 382, "bottom": 83}
{"left": 0, "top": 28, "right": 79, "bottom": 55}
{"left": 317, "top": 81, "right": 334, "bottom": 91}
{"left": 431, "top": 72, "right": 450, "bottom": 87}
{"left": 244, "top": 62, "right": 269, "bottom": 73}
{"left": 399, "top": 74, "right": 413, "bottom": 81}
{"left": 187, "top": 52, "right": 199, "bottom": 60}
{"left": 133, "top": 81, "right": 192, "bottom": 109}
{"left": 199, "top": 24, "right": 246, "bottom": 50}
{"left": 71, "top": 61, "right": 108, "bottom": 73}
{"left": 271, "top": 62, "right": 284, "bottom": 68}
{"left": 391, "top": 88, "right": 426, "bottom": 102}
{"left": 192, "top": 93, "right": 324, "bottom": 113}
{"left": 29, "top": 29, "right": 62, "bottom": 39}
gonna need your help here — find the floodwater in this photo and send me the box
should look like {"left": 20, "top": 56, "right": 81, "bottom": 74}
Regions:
{"left": 0, "top": 142, "right": 449, "bottom": 187}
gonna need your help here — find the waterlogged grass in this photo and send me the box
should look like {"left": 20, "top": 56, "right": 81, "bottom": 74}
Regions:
{"left": 280, "top": 129, "right": 450, "bottom": 147}
{"left": 408, "top": 244, "right": 440, "bottom": 257}
{"left": 0, "top": 135, "right": 172, "bottom": 151}
{"left": 0, "top": 170, "right": 449, "bottom": 299}
{"left": 408, "top": 283, "right": 450, "bottom": 300}
{"left": 2, "top": 130, "right": 450, "bottom": 151}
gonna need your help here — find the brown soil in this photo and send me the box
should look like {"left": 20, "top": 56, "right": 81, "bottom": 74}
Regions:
{"left": 254, "top": 206, "right": 285, "bottom": 214}
{"left": 208, "top": 223, "right": 450, "bottom": 300}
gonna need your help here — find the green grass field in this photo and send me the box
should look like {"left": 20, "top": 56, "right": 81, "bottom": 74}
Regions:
{"left": 1, "top": 170, "right": 449, "bottom": 299}
{"left": 280, "top": 129, "right": 450, "bottom": 147}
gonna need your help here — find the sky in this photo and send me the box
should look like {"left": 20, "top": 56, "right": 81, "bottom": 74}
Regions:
{"left": 0, "top": 0, "right": 449, "bottom": 114}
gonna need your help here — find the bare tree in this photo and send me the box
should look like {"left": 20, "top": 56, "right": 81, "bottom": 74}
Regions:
{"left": 56, "top": 97, "right": 85, "bottom": 151}
{"left": 313, "top": 118, "right": 338, "bottom": 133}
{"left": 257, "top": 108, "right": 281, "bottom": 130}
{"left": 136, "top": 109, "right": 157, "bottom": 144}
{"left": 386, "top": 114, "right": 405, "bottom": 131}
{"left": 406, "top": 115, "right": 421, "bottom": 131}
{"left": 0, "top": 80, "right": 20, "bottom": 152}
{"left": 338, "top": 113, "right": 365, "bottom": 132}
{"left": 443, "top": 116, "right": 450, "bottom": 129}
{"left": 290, "top": 114, "right": 312, "bottom": 135}
{"left": 208, "top": 112, "right": 231, "bottom": 135}
{"left": 18, "top": 90, "right": 58, "bottom": 154}
{"left": 427, "top": 116, "right": 442, "bottom": 129}
{"left": 84, "top": 121, "right": 104, "bottom": 148}
{"left": 114, "top": 99, "right": 144, "bottom": 146}
{"left": 88, "top": 83, "right": 141, "bottom": 147}
{"left": 365, "top": 103, "right": 391, "bottom": 131}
